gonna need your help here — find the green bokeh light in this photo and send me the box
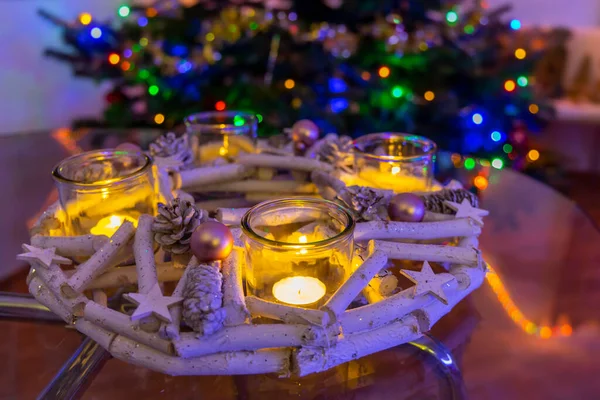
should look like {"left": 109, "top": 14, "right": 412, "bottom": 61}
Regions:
{"left": 517, "top": 76, "right": 528, "bottom": 87}
{"left": 148, "top": 85, "right": 159, "bottom": 96}
{"left": 446, "top": 11, "right": 458, "bottom": 24}
{"left": 391, "top": 86, "right": 404, "bottom": 98}
{"left": 118, "top": 5, "right": 130, "bottom": 17}
{"left": 233, "top": 115, "right": 245, "bottom": 126}
{"left": 503, "top": 144, "right": 513, "bottom": 153}
{"left": 256, "top": 114, "right": 263, "bottom": 123}
{"left": 464, "top": 24, "right": 474, "bottom": 34}
{"left": 464, "top": 158, "right": 475, "bottom": 170}
{"left": 139, "top": 69, "right": 150, "bottom": 79}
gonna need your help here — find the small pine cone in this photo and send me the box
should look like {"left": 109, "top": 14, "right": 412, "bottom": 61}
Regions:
{"left": 182, "top": 263, "right": 226, "bottom": 336}
{"left": 421, "top": 189, "right": 480, "bottom": 214}
{"left": 149, "top": 132, "right": 194, "bottom": 170}
{"left": 316, "top": 136, "right": 353, "bottom": 171}
{"left": 337, "top": 185, "right": 392, "bottom": 222}
{"left": 152, "top": 198, "right": 207, "bottom": 254}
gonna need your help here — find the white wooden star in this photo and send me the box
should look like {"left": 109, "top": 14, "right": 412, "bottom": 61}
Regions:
{"left": 17, "top": 244, "right": 72, "bottom": 268}
{"left": 444, "top": 198, "right": 489, "bottom": 225}
{"left": 124, "top": 283, "right": 183, "bottom": 323}
{"left": 400, "top": 261, "right": 456, "bottom": 305}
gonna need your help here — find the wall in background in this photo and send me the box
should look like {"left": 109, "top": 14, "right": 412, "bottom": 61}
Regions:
{"left": 0, "top": 0, "right": 599, "bottom": 134}
{"left": 0, "top": 0, "right": 121, "bottom": 135}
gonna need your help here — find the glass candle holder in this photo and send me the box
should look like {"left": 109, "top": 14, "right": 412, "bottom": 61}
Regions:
{"left": 353, "top": 133, "right": 437, "bottom": 192}
{"left": 52, "top": 149, "right": 156, "bottom": 236}
{"left": 241, "top": 198, "right": 355, "bottom": 309}
{"left": 185, "top": 111, "right": 257, "bottom": 164}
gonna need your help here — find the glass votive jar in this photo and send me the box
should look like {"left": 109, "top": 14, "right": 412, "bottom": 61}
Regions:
{"left": 52, "top": 149, "right": 156, "bottom": 236}
{"left": 185, "top": 111, "right": 257, "bottom": 164}
{"left": 353, "top": 133, "right": 437, "bottom": 192}
{"left": 241, "top": 198, "right": 355, "bottom": 309}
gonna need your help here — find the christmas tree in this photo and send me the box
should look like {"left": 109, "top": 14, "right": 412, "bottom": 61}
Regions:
{"left": 40, "top": 0, "right": 557, "bottom": 175}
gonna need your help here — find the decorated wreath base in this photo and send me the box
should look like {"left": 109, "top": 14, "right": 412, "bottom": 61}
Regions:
{"left": 20, "top": 131, "right": 487, "bottom": 377}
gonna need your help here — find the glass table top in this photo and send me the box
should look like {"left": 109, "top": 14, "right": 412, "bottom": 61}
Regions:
{"left": 1, "top": 129, "right": 600, "bottom": 399}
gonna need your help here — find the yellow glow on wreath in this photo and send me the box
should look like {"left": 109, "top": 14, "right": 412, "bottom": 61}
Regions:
{"left": 485, "top": 262, "right": 572, "bottom": 339}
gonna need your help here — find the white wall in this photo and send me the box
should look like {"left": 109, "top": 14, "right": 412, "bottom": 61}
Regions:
{"left": 487, "top": 0, "right": 600, "bottom": 27}
{"left": 0, "top": 0, "right": 599, "bottom": 134}
{"left": 0, "top": 1, "right": 122, "bottom": 135}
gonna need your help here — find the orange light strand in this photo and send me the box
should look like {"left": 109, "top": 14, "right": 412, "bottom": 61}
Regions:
{"left": 485, "top": 262, "right": 572, "bottom": 339}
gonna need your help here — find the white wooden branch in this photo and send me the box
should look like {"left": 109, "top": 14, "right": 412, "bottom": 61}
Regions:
{"left": 371, "top": 240, "right": 479, "bottom": 266}
{"left": 341, "top": 288, "right": 434, "bottom": 334}
{"left": 190, "top": 180, "right": 317, "bottom": 194}
{"left": 63, "top": 221, "right": 135, "bottom": 295}
{"left": 84, "top": 302, "right": 173, "bottom": 354}
{"left": 33, "top": 264, "right": 88, "bottom": 317}
{"left": 110, "top": 335, "right": 291, "bottom": 376}
{"left": 174, "top": 323, "right": 339, "bottom": 359}
{"left": 237, "top": 153, "right": 334, "bottom": 173}
{"left": 222, "top": 249, "right": 249, "bottom": 326}
{"left": 245, "top": 296, "right": 330, "bottom": 326}
{"left": 27, "top": 276, "right": 74, "bottom": 323}
{"left": 68, "top": 262, "right": 184, "bottom": 290}
{"left": 133, "top": 214, "right": 161, "bottom": 332}
{"left": 74, "top": 319, "right": 116, "bottom": 350}
{"left": 133, "top": 215, "right": 158, "bottom": 293}
{"left": 354, "top": 219, "right": 481, "bottom": 241}
{"left": 177, "top": 164, "right": 251, "bottom": 190}
{"left": 321, "top": 251, "right": 388, "bottom": 317}
{"left": 31, "top": 235, "right": 108, "bottom": 258}
{"left": 292, "top": 315, "right": 422, "bottom": 377}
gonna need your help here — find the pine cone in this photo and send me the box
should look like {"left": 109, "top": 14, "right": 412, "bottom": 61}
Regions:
{"left": 337, "top": 185, "right": 392, "bottom": 222}
{"left": 182, "top": 263, "right": 226, "bottom": 336}
{"left": 72, "top": 162, "right": 114, "bottom": 183}
{"left": 421, "top": 189, "right": 480, "bottom": 214}
{"left": 149, "top": 132, "right": 194, "bottom": 171}
{"left": 316, "top": 136, "right": 353, "bottom": 171}
{"left": 152, "top": 198, "right": 207, "bottom": 254}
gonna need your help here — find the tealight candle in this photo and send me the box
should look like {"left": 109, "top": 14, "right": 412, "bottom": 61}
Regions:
{"left": 90, "top": 215, "right": 138, "bottom": 237}
{"left": 52, "top": 149, "right": 156, "bottom": 236}
{"left": 241, "top": 198, "right": 355, "bottom": 309}
{"left": 272, "top": 276, "right": 327, "bottom": 306}
{"left": 185, "top": 111, "right": 257, "bottom": 164}
{"left": 352, "top": 133, "right": 437, "bottom": 192}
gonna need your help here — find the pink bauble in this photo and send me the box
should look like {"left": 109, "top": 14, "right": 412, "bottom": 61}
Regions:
{"left": 190, "top": 221, "right": 234, "bottom": 262}
{"left": 116, "top": 142, "right": 142, "bottom": 152}
{"left": 291, "top": 119, "right": 320, "bottom": 147}
{"left": 388, "top": 193, "right": 425, "bottom": 222}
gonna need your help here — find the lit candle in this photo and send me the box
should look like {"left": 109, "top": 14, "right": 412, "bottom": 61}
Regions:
{"left": 90, "top": 215, "right": 137, "bottom": 236}
{"left": 272, "top": 276, "right": 327, "bottom": 306}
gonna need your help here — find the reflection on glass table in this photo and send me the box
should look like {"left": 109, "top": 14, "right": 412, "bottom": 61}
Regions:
{"left": 1, "top": 130, "right": 600, "bottom": 399}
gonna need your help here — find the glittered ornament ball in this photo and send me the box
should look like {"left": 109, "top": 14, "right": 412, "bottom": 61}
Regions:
{"left": 190, "top": 221, "right": 233, "bottom": 262}
{"left": 388, "top": 193, "right": 426, "bottom": 222}
{"left": 291, "top": 119, "right": 320, "bottom": 147}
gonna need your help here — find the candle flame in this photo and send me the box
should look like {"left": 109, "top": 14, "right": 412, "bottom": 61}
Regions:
{"left": 391, "top": 166, "right": 401, "bottom": 175}
{"left": 299, "top": 235, "right": 308, "bottom": 243}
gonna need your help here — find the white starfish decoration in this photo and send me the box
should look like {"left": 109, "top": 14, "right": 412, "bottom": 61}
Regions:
{"left": 444, "top": 198, "right": 489, "bottom": 225}
{"left": 124, "top": 283, "right": 183, "bottom": 323}
{"left": 17, "top": 244, "right": 72, "bottom": 268}
{"left": 401, "top": 261, "right": 456, "bottom": 305}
